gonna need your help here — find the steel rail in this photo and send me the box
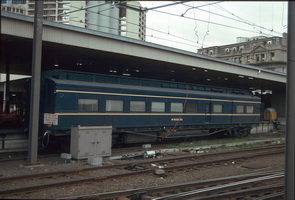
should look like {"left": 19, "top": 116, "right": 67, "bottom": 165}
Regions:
{"left": 61, "top": 170, "right": 284, "bottom": 199}
{"left": 180, "top": 184, "right": 284, "bottom": 200}
{"left": 0, "top": 150, "right": 284, "bottom": 197}
{"left": 0, "top": 144, "right": 284, "bottom": 183}
{"left": 154, "top": 172, "right": 284, "bottom": 199}
{"left": 253, "top": 191, "right": 285, "bottom": 200}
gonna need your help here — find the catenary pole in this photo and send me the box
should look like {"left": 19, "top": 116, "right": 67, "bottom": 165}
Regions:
{"left": 28, "top": 0, "right": 43, "bottom": 164}
{"left": 285, "top": 1, "right": 295, "bottom": 199}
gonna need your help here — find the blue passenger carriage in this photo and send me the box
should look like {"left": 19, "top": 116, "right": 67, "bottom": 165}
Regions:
{"left": 40, "top": 70, "right": 261, "bottom": 145}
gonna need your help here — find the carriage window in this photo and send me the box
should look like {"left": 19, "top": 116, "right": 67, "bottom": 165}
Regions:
{"left": 236, "top": 105, "right": 244, "bottom": 113}
{"left": 246, "top": 105, "right": 254, "bottom": 113}
{"left": 186, "top": 103, "right": 198, "bottom": 113}
{"left": 130, "top": 101, "right": 145, "bottom": 112}
{"left": 171, "top": 102, "right": 183, "bottom": 112}
{"left": 213, "top": 104, "right": 223, "bottom": 113}
{"left": 78, "top": 99, "right": 98, "bottom": 112}
{"left": 106, "top": 100, "right": 123, "bottom": 112}
{"left": 152, "top": 102, "right": 165, "bottom": 112}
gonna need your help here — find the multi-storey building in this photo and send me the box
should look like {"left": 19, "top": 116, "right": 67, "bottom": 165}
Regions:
{"left": 197, "top": 33, "right": 287, "bottom": 73}
{"left": 1, "top": 0, "right": 27, "bottom": 15}
{"left": 27, "top": 0, "right": 70, "bottom": 23}
{"left": 118, "top": 1, "right": 146, "bottom": 40}
{"left": 86, "top": 1, "right": 146, "bottom": 40}
{"left": 1, "top": 0, "right": 146, "bottom": 41}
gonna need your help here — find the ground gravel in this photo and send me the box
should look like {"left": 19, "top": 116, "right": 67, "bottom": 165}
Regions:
{"left": 0, "top": 131, "right": 286, "bottom": 199}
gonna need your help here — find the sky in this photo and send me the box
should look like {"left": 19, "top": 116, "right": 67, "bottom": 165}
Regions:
{"left": 139, "top": 1, "right": 288, "bottom": 53}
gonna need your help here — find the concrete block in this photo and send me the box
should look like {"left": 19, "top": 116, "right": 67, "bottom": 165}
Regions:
{"left": 88, "top": 156, "right": 102, "bottom": 166}
{"left": 61, "top": 153, "right": 72, "bottom": 159}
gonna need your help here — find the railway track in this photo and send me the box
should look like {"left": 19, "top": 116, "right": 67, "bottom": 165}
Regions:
{"left": 63, "top": 170, "right": 284, "bottom": 200}
{"left": 0, "top": 145, "right": 285, "bottom": 198}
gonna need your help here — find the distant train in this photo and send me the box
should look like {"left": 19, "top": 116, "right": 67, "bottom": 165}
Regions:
{"left": 32, "top": 70, "right": 261, "bottom": 148}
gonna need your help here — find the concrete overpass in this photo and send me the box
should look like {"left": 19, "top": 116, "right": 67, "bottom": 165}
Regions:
{"left": 1, "top": 11, "right": 286, "bottom": 116}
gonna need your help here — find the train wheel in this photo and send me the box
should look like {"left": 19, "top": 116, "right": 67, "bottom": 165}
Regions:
{"left": 233, "top": 128, "right": 250, "bottom": 137}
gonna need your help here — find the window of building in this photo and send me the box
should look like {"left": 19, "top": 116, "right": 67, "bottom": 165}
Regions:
{"left": 45, "top": 16, "right": 56, "bottom": 21}
{"left": 130, "top": 101, "right": 145, "bottom": 112}
{"left": 151, "top": 102, "right": 165, "bottom": 112}
{"left": 171, "top": 102, "right": 183, "bottom": 112}
{"left": 247, "top": 55, "right": 251, "bottom": 63}
{"left": 106, "top": 100, "right": 123, "bottom": 112}
{"left": 236, "top": 105, "right": 244, "bottom": 113}
{"left": 271, "top": 52, "right": 275, "bottom": 61}
{"left": 78, "top": 99, "right": 98, "bottom": 112}
{"left": 261, "top": 54, "right": 265, "bottom": 62}
{"left": 185, "top": 103, "right": 198, "bottom": 113}
{"left": 238, "top": 57, "right": 242, "bottom": 63}
{"left": 256, "top": 54, "right": 260, "bottom": 62}
{"left": 213, "top": 104, "right": 222, "bottom": 113}
{"left": 246, "top": 106, "right": 254, "bottom": 113}
{"left": 239, "top": 46, "right": 244, "bottom": 52}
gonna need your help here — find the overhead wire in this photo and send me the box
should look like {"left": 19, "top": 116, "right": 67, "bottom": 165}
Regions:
{"left": 182, "top": 1, "right": 283, "bottom": 36}
{"left": 65, "top": 1, "right": 285, "bottom": 50}
{"left": 192, "top": 2, "right": 200, "bottom": 44}
{"left": 47, "top": 2, "right": 286, "bottom": 49}
{"left": 66, "top": 2, "right": 205, "bottom": 49}
{"left": 21, "top": 1, "right": 287, "bottom": 51}
{"left": 150, "top": 8, "right": 269, "bottom": 36}
{"left": 201, "top": 5, "right": 211, "bottom": 48}
{"left": 281, "top": 2, "right": 287, "bottom": 29}
{"left": 212, "top": 3, "right": 283, "bottom": 36}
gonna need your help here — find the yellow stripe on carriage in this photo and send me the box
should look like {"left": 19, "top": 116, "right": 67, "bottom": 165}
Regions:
{"left": 54, "top": 113, "right": 261, "bottom": 116}
{"left": 55, "top": 89, "right": 261, "bottom": 104}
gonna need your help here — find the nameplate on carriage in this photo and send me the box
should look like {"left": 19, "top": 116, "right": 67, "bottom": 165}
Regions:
{"left": 171, "top": 118, "right": 183, "bottom": 121}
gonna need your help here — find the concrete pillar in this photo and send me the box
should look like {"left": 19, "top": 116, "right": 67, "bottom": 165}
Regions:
{"left": 272, "top": 87, "right": 286, "bottom": 118}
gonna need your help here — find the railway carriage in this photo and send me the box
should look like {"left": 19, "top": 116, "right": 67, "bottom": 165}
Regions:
{"left": 38, "top": 70, "right": 261, "bottom": 146}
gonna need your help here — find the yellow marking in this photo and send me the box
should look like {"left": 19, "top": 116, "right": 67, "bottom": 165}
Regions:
{"left": 55, "top": 112, "right": 260, "bottom": 116}
{"left": 55, "top": 89, "right": 261, "bottom": 104}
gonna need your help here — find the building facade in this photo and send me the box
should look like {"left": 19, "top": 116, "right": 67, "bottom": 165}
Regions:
{"left": 1, "top": 0, "right": 146, "bottom": 41}
{"left": 118, "top": 1, "right": 146, "bottom": 41}
{"left": 1, "top": 0, "right": 27, "bottom": 15}
{"left": 27, "top": 0, "right": 70, "bottom": 23}
{"left": 86, "top": 1, "right": 146, "bottom": 40}
{"left": 197, "top": 33, "right": 287, "bottom": 73}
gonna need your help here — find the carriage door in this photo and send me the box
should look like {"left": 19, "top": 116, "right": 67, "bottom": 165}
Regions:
{"left": 204, "top": 103, "right": 211, "bottom": 124}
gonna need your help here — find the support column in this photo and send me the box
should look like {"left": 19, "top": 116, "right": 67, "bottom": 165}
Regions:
{"left": 4, "top": 56, "right": 10, "bottom": 113}
{"left": 272, "top": 87, "right": 286, "bottom": 118}
{"left": 285, "top": 2, "right": 295, "bottom": 199}
{"left": 27, "top": 1, "right": 43, "bottom": 164}
{"left": 3, "top": 40, "right": 11, "bottom": 113}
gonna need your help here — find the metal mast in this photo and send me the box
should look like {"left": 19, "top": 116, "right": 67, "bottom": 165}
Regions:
{"left": 285, "top": 1, "right": 295, "bottom": 199}
{"left": 28, "top": 0, "right": 43, "bottom": 164}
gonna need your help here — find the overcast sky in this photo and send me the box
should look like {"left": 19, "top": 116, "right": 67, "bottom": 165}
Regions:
{"left": 139, "top": 1, "right": 288, "bottom": 53}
